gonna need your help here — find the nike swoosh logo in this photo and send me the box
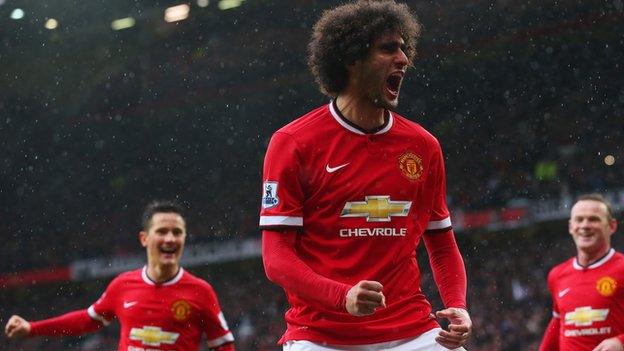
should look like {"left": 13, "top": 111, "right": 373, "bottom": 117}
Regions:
{"left": 558, "top": 288, "right": 571, "bottom": 298}
{"left": 123, "top": 301, "right": 138, "bottom": 308}
{"left": 326, "top": 163, "right": 349, "bottom": 173}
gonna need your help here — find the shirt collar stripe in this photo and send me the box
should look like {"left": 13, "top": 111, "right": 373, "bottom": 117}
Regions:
{"left": 573, "top": 248, "right": 615, "bottom": 270}
{"left": 141, "top": 266, "right": 184, "bottom": 286}
{"left": 328, "top": 100, "right": 393, "bottom": 135}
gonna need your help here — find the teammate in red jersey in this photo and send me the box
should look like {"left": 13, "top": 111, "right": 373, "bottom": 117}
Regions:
{"left": 539, "top": 194, "right": 624, "bottom": 351}
{"left": 4, "top": 201, "right": 235, "bottom": 351}
{"left": 259, "top": 1, "right": 471, "bottom": 350}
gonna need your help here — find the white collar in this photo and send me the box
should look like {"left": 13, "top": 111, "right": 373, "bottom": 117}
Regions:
{"left": 141, "top": 266, "right": 184, "bottom": 286}
{"left": 328, "top": 100, "right": 393, "bottom": 135}
{"left": 573, "top": 248, "right": 615, "bottom": 270}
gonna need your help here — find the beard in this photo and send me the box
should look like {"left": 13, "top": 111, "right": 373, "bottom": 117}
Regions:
{"left": 360, "top": 69, "right": 400, "bottom": 111}
{"left": 372, "top": 95, "right": 399, "bottom": 110}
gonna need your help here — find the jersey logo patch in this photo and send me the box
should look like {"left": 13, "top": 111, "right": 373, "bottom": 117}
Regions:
{"left": 171, "top": 300, "right": 192, "bottom": 321}
{"left": 129, "top": 326, "right": 179, "bottom": 346}
{"left": 565, "top": 306, "right": 609, "bottom": 327}
{"left": 341, "top": 196, "right": 411, "bottom": 222}
{"left": 261, "top": 181, "right": 279, "bottom": 209}
{"left": 398, "top": 151, "right": 423, "bottom": 181}
{"left": 123, "top": 301, "right": 138, "bottom": 309}
{"left": 558, "top": 288, "right": 571, "bottom": 298}
{"left": 326, "top": 163, "right": 349, "bottom": 173}
{"left": 596, "top": 276, "right": 617, "bottom": 297}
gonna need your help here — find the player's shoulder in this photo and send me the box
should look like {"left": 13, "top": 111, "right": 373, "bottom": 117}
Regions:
{"left": 114, "top": 267, "right": 143, "bottom": 281}
{"left": 392, "top": 112, "right": 441, "bottom": 146}
{"left": 549, "top": 257, "right": 575, "bottom": 276}
{"left": 273, "top": 104, "right": 330, "bottom": 138}
{"left": 180, "top": 268, "right": 214, "bottom": 291}
{"left": 612, "top": 250, "right": 624, "bottom": 260}
{"left": 106, "top": 268, "right": 143, "bottom": 288}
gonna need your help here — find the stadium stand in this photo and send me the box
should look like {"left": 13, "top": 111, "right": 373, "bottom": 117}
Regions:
{"left": 1, "top": 0, "right": 622, "bottom": 349}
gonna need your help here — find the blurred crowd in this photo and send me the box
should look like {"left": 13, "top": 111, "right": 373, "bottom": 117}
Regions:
{"left": 0, "top": 0, "right": 623, "bottom": 349}
{"left": 1, "top": 0, "right": 622, "bottom": 271}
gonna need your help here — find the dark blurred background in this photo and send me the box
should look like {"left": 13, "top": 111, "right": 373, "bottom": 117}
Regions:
{"left": 1, "top": 0, "right": 623, "bottom": 350}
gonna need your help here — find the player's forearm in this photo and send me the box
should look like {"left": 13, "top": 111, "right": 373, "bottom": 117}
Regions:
{"left": 262, "top": 229, "right": 351, "bottom": 311}
{"left": 538, "top": 317, "right": 559, "bottom": 351}
{"left": 423, "top": 230, "right": 467, "bottom": 309}
{"left": 30, "top": 309, "right": 102, "bottom": 336}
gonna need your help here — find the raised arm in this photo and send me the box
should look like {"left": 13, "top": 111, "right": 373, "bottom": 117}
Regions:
{"left": 5, "top": 310, "right": 102, "bottom": 338}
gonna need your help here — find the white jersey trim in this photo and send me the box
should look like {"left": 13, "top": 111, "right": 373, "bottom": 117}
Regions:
{"left": 426, "top": 217, "right": 452, "bottom": 230}
{"left": 552, "top": 311, "right": 560, "bottom": 318}
{"left": 141, "top": 266, "right": 184, "bottom": 286}
{"left": 259, "top": 215, "right": 303, "bottom": 227}
{"left": 207, "top": 332, "right": 235, "bottom": 348}
{"left": 573, "top": 248, "right": 615, "bottom": 270}
{"left": 87, "top": 305, "right": 111, "bottom": 326}
{"left": 328, "top": 101, "right": 393, "bottom": 135}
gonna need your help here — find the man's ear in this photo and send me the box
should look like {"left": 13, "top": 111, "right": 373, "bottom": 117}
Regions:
{"left": 609, "top": 219, "right": 617, "bottom": 236}
{"left": 139, "top": 231, "right": 148, "bottom": 247}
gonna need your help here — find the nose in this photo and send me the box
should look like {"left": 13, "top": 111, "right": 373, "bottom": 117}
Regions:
{"left": 164, "top": 231, "right": 176, "bottom": 241}
{"left": 578, "top": 218, "right": 592, "bottom": 229}
{"left": 395, "top": 48, "right": 409, "bottom": 67}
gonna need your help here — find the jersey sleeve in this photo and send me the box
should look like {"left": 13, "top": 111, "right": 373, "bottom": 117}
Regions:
{"left": 546, "top": 268, "right": 560, "bottom": 318}
{"left": 425, "top": 140, "right": 452, "bottom": 233}
{"left": 29, "top": 309, "right": 103, "bottom": 336}
{"left": 200, "top": 283, "right": 235, "bottom": 348}
{"left": 87, "top": 277, "right": 119, "bottom": 326}
{"left": 259, "top": 131, "right": 305, "bottom": 228}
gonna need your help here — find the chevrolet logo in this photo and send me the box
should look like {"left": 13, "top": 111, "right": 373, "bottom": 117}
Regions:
{"left": 130, "top": 326, "right": 179, "bottom": 346}
{"left": 341, "top": 196, "right": 412, "bottom": 222}
{"left": 565, "top": 306, "right": 609, "bottom": 327}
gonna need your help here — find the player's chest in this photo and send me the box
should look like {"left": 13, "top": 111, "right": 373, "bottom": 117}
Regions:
{"left": 302, "top": 134, "right": 430, "bottom": 197}
{"left": 116, "top": 287, "right": 201, "bottom": 325}
{"left": 556, "top": 268, "right": 624, "bottom": 313}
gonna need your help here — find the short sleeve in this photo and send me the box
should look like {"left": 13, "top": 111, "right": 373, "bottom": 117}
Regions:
{"left": 201, "top": 283, "right": 234, "bottom": 348}
{"left": 87, "top": 279, "right": 119, "bottom": 326}
{"left": 259, "top": 131, "right": 305, "bottom": 228}
{"left": 547, "top": 269, "right": 560, "bottom": 318}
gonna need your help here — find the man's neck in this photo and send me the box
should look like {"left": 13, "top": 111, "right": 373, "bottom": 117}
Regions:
{"left": 146, "top": 263, "right": 179, "bottom": 283}
{"left": 336, "top": 94, "right": 386, "bottom": 132}
{"left": 577, "top": 246, "right": 611, "bottom": 267}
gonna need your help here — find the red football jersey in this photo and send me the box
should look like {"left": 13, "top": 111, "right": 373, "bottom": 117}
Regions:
{"left": 547, "top": 249, "right": 624, "bottom": 350}
{"left": 87, "top": 267, "right": 234, "bottom": 351}
{"left": 260, "top": 101, "right": 451, "bottom": 344}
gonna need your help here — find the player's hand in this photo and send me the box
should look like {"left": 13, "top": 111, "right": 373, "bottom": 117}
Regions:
{"left": 435, "top": 307, "right": 472, "bottom": 349}
{"left": 592, "top": 337, "right": 624, "bottom": 351}
{"left": 4, "top": 315, "right": 32, "bottom": 339}
{"left": 345, "top": 280, "right": 386, "bottom": 316}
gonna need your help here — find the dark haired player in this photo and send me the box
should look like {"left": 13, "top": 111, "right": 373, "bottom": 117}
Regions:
{"left": 260, "top": 1, "right": 471, "bottom": 350}
{"left": 5, "top": 201, "right": 235, "bottom": 351}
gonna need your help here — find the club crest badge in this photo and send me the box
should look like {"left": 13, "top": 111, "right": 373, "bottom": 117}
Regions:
{"left": 262, "top": 181, "right": 279, "bottom": 209}
{"left": 171, "top": 300, "right": 191, "bottom": 321}
{"left": 596, "top": 276, "right": 617, "bottom": 297}
{"left": 398, "top": 152, "right": 424, "bottom": 181}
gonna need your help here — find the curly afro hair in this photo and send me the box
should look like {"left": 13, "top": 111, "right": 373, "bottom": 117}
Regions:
{"left": 308, "top": 0, "right": 422, "bottom": 97}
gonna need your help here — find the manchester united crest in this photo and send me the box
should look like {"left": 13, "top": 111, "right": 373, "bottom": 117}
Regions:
{"left": 596, "top": 276, "right": 617, "bottom": 297}
{"left": 398, "top": 152, "right": 424, "bottom": 181}
{"left": 171, "top": 300, "right": 192, "bottom": 321}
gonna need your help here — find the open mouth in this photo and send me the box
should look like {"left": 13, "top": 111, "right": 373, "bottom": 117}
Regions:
{"left": 386, "top": 73, "right": 403, "bottom": 95}
{"left": 160, "top": 247, "right": 177, "bottom": 254}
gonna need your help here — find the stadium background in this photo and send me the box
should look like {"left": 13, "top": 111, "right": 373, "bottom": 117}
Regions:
{"left": 1, "top": 0, "right": 623, "bottom": 349}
